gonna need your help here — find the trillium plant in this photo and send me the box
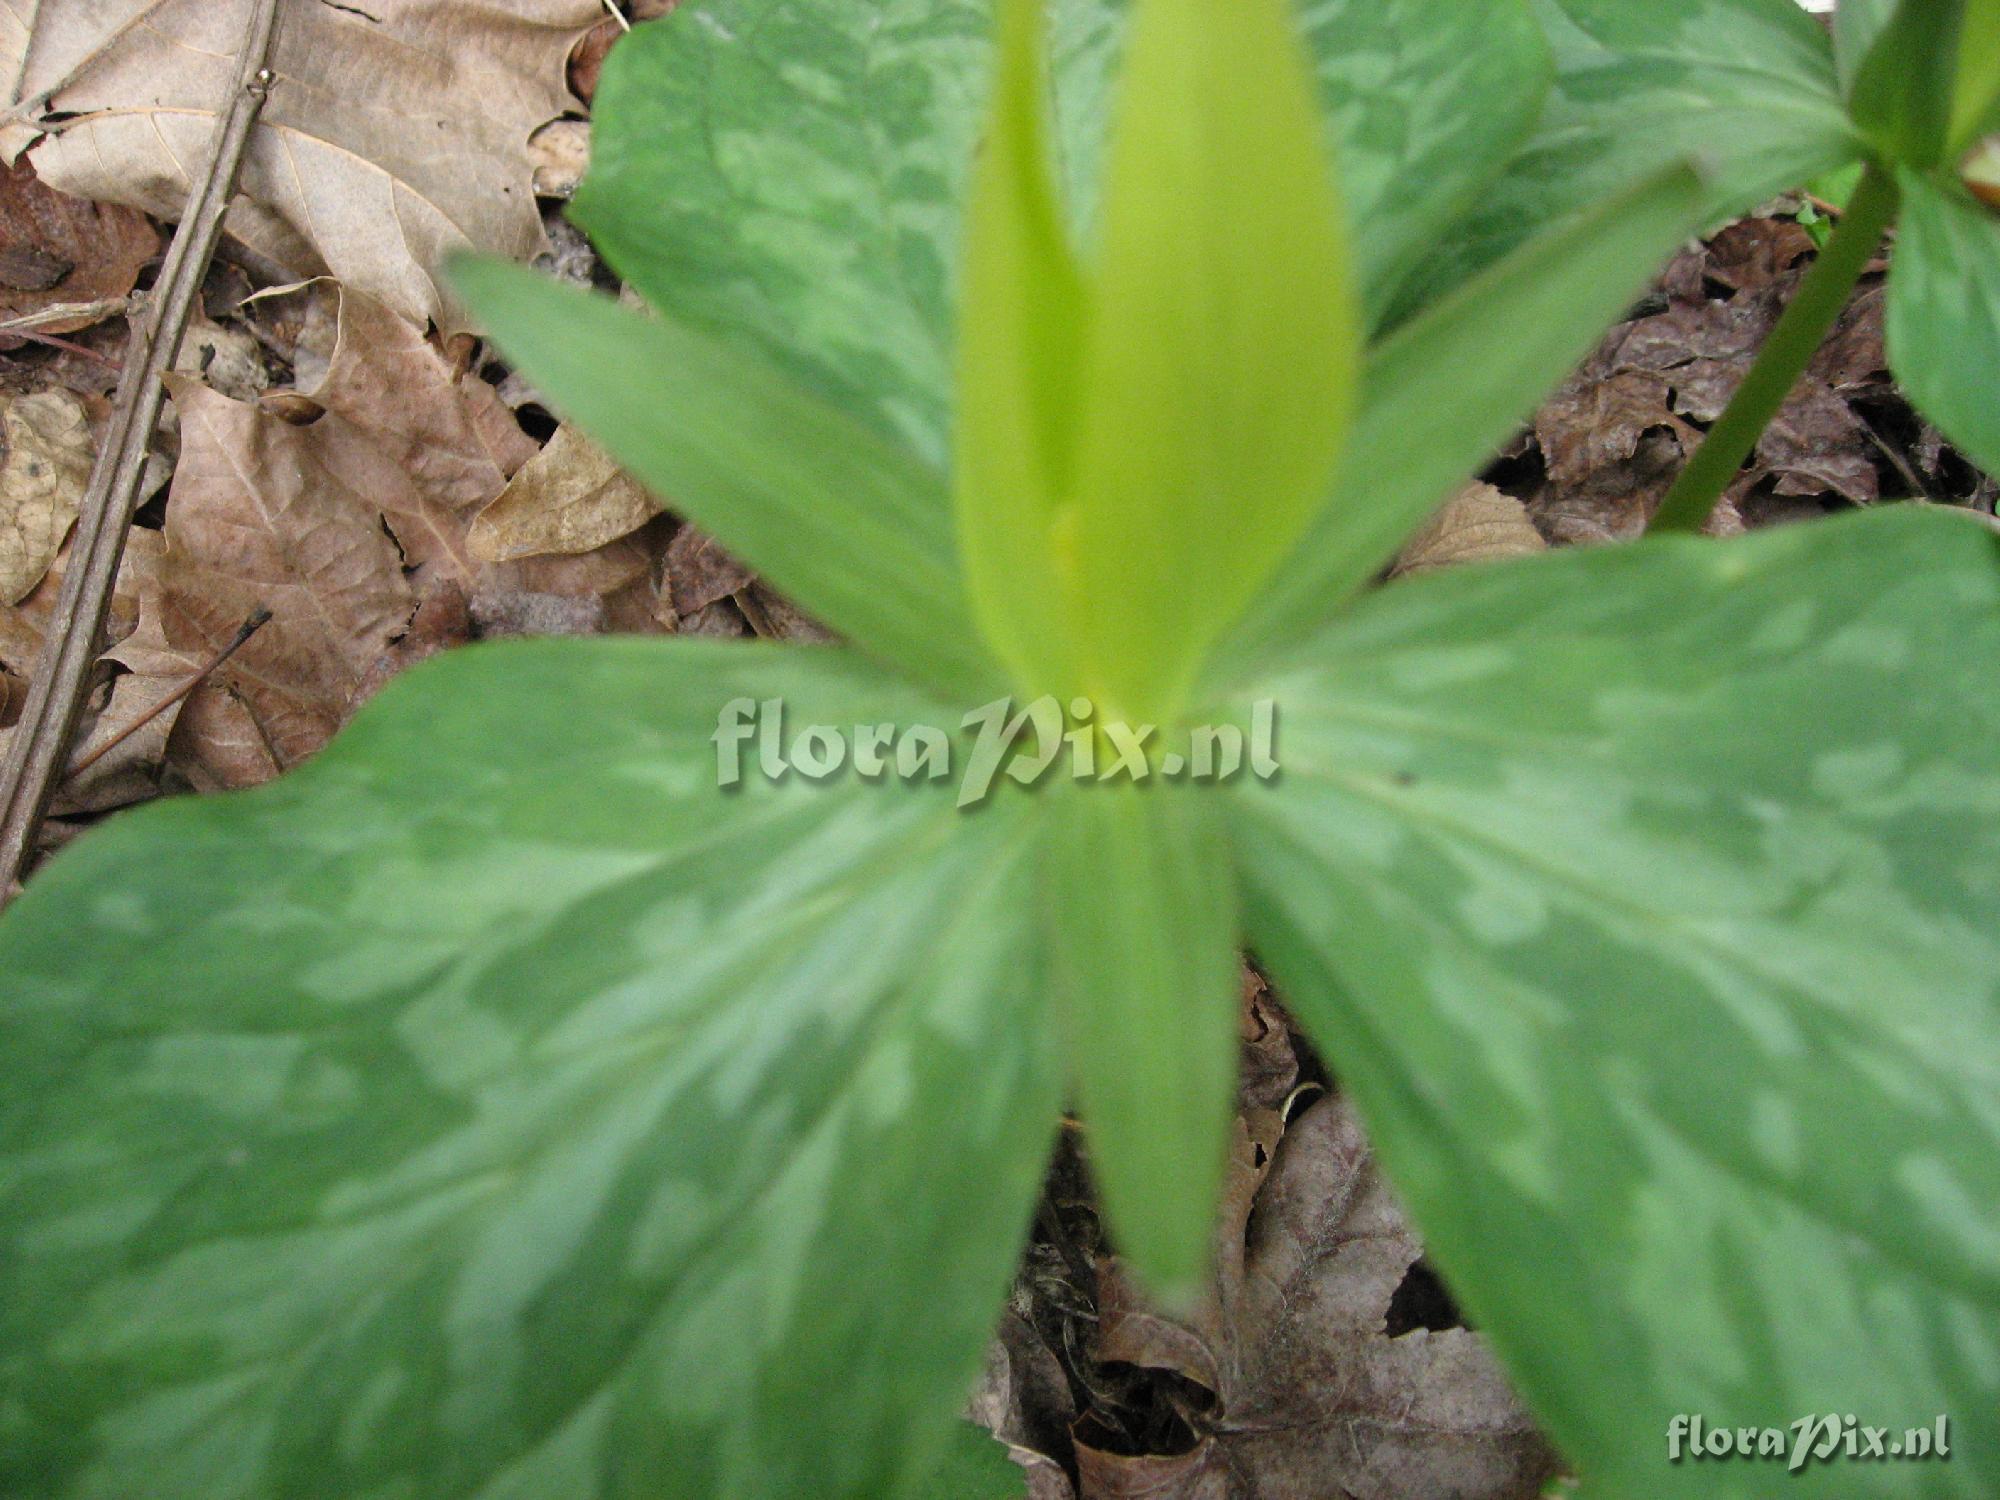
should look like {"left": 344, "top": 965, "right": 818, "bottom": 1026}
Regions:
{"left": 2, "top": 1, "right": 1997, "bottom": 1498}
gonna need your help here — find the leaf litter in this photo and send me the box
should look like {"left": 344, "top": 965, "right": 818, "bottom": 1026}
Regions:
{"left": 1, "top": 7, "right": 1996, "bottom": 1494}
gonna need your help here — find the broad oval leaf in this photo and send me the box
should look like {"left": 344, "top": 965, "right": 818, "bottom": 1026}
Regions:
{"left": 0, "top": 638, "right": 1060, "bottom": 1500}
{"left": 573, "top": 0, "right": 1550, "bottom": 465}
{"left": 1228, "top": 505, "right": 2000, "bottom": 1497}
{"left": 1402, "top": 0, "right": 1858, "bottom": 311}
{"left": 1887, "top": 171, "right": 2000, "bottom": 484}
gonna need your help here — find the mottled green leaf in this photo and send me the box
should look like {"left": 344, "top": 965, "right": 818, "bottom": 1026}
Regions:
{"left": 0, "top": 639, "right": 1060, "bottom": 1500}
{"left": 1229, "top": 506, "right": 2000, "bottom": 1497}
{"left": 1047, "top": 785, "right": 1239, "bottom": 1303}
{"left": 1887, "top": 172, "right": 2000, "bottom": 482}
{"left": 573, "top": 0, "right": 1548, "bottom": 465}
{"left": 1215, "top": 161, "right": 1706, "bottom": 681}
{"left": 1404, "top": 0, "right": 1857, "bottom": 310}
{"left": 449, "top": 257, "right": 1001, "bottom": 703}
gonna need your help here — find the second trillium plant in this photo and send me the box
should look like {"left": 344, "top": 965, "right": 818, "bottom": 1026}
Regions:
{"left": 2, "top": 0, "right": 1998, "bottom": 1498}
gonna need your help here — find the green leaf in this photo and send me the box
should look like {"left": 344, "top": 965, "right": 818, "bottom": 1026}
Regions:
{"left": 1846, "top": 0, "right": 1962, "bottom": 168}
{"left": 1047, "top": 785, "right": 1238, "bottom": 1304}
{"left": 1832, "top": 0, "right": 1896, "bottom": 93}
{"left": 1403, "top": 0, "right": 1857, "bottom": 310}
{"left": 448, "top": 257, "right": 1002, "bottom": 704}
{"left": 1214, "top": 160, "right": 1707, "bottom": 682}
{"left": 1887, "top": 171, "right": 2000, "bottom": 482}
{"left": 1952, "top": 0, "right": 2000, "bottom": 148}
{"left": 1228, "top": 505, "right": 2000, "bottom": 1497}
{"left": 573, "top": 0, "right": 1550, "bottom": 465}
{"left": 0, "top": 638, "right": 1061, "bottom": 1500}
{"left": 917, "top": 1424, "right": 1029, "bottom": 1498}
{"left": 1064, "top": 0, "right": 1361, "bottom": 718}
{"left": 953, "top": 0, "right": 1088, "bottom": 700}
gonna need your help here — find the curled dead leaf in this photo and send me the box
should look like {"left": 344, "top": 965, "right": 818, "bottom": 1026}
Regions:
{"left": 468, "top": 421, "right": 659, "bottom": 563}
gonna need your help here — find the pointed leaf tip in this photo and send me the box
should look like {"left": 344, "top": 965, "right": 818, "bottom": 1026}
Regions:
{"left": 953, "top": 0, "right": 1362, "bottom": 718}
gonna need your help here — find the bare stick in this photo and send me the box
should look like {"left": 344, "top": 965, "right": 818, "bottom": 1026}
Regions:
{"left": 0, "top": 0, "right": 283, "bottom": 901}
{"left": 65, "top": 607, "right": 271, "bottom": 779}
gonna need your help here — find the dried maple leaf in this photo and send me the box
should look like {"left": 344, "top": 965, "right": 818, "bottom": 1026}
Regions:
{"left": 152, "top": 372, "right": 416, "bottom": 782}
{"left": 1087, "top": 1098, "right": 1556, "bottom": 1500}
{"left": 3, "top": 0, "right": 601, "bottom": 332}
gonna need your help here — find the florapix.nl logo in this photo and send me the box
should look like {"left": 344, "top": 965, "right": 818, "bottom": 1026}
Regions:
{"left": 712, "top": 695, "right": 1279, "bottom": 808}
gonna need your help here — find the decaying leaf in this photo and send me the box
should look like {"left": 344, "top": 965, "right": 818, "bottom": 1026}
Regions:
{"left": 1088, "top": 1098, "right": 1556, "bottom": 1500}
{"left": 1390, "top": 483, "right": 1546, "bottom": 578}
{"left": 152, "top": 372, "right": 416, "bottom": 780}
{"left": 1525, "top": 218, "right": 1890, "bottom": 542}
{"left": 967, "top": 1312, "right": 1080, "bottom": 1500}
{"left": 0, "top": 153, "right": 154, "bottom": 342}
{"left": 0, "top": 386, "right": 91, "bottom": 603}
{"left": 468, "top": 420, "right": 659, "bottom": 562}
{"left": 4, "top": 0, "right": 601, "bottom": 332}
{"left": 133, "top": 280, "right": 690, "bottom": 786}
{"left": 134, "top": 282, "right": 524, "bottom": 785}
{"left": 0, "top": 528, "right": 190, "bottom": 812}
{"left": 665, "top": 521, "right": 756, "bottom": 617}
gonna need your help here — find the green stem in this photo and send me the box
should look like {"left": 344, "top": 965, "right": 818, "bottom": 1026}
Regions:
{"left": 1647, "top": 162, "right": 1901, "bottom": 536}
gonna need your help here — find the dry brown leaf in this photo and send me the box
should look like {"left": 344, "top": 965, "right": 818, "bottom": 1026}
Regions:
{"left": 968, "top": 1312, "right": 1080, "bottom": 1500}
{"left": 1091, "top": 1098, "right": 1556, "bottom": 1500}
{"left": 1392, "top": 482, "right": 1546, "bottom": 578}
{"left": 60, "top": 528, "right": 198, "bottom": 811}
{"left": 0, "top": 529, "right": 195, "bottom": 812}
{"left": 1527, "top": 218, "right": 1886, "bottom": 540}
{"left": 0, "top": 153, "right": 154, "bottom": 341}
{"left": 153, "top": 372, "right": 415, "bottom": 783}
{"left": 468, "top": 420, "right": 659, "bottom": 563}
{"left": 666, "top": 523, "right": 756, "bottom": 617}
{"left": 0, "top": 386, "right": 91, "bottom": 603}
{"left": 5, "top": 0, "right": 601, "bottom": 332}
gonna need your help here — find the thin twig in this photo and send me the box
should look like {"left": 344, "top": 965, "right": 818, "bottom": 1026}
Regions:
{"left": 0, "top": 328, "right": 119, "bottom": 363}
{"left": 0, "top": 0, "right": 283, "bottom": 902}
{"left": 0, "top": 296, "right": 134, "bottom": 334}
{"left": 65, "top": 608, "right": 271, "bottom": 778}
